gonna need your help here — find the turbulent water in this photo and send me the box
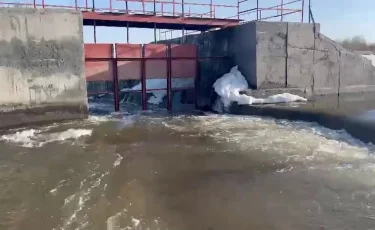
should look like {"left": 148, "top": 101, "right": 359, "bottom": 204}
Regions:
{"left": 0, "top": 112, "right": 375, "bottom": 230}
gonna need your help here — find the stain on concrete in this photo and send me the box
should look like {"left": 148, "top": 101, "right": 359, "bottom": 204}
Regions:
{"left": 0, "top": 104, "right": 88, "bottom": 130}
{"left": 0, "top": 36, "right": 83, "bottom": 77}
{"left": 0, "top": 8, "right": 87, "bottom": 128}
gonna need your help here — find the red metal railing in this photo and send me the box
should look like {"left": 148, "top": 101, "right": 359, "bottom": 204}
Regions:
{"left": 0, "top": 0, "right": 304, "bottom": 22}
{"left": 0, "top": 0, "right": 237, "bottom": 19}
{"left": 158, "top": 0, "right": 304, "bottom": 40}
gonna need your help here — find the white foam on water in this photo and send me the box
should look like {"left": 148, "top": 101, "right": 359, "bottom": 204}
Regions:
{"left": 88, "top": 115, "right": 114, "bottom": 123}
{"left": 0, "top": 128, "right": 92, "bottom": 148}
{"left": 113, "top": 154, "right": 123, "bottom": 167}
{"left": 159, "top": 114, "right": 375, "bottom": 182}
{"left": 64, "top": 194, "right": 76, "bottom": 206}
{"left": 107, "top": 211, "right": 126, "bottom": 230}
{"left": 213, "top": 66, "right": 307, "bottom": 110}
{"left": 62, "top": 171, "right": 109, "bottom": 230}
{"left": 131, "top": 218, "right": 141, "bottom": 227}
{"left": 0, "top": 129, "right": 40, "bottom": 148}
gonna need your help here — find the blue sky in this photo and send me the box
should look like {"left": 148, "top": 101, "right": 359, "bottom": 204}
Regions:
{"left": 23, "top": 0, "right": 375, "bottom": 43}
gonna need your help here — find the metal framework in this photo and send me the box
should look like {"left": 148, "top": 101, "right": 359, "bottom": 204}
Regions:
{"left": 85, "top": 43, "right": 229, "bottom": 111}
{"left": 1, "top": 0, "right": 304, "bottom": 42}
{"left": 159, "top": 0, "right": 305, "bottom": 40}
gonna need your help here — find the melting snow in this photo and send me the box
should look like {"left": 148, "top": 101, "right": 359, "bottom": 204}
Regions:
{"left": 363, "top": 54, "right": 375, "bottom": 67}
{"left": 213, "top": 66, "right": 307, "bottom": 109}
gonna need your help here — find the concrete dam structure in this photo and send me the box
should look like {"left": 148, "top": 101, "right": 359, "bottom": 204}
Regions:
{"left": 0, "top": 7, "right": 88, "bottom": 128}
{"left": 161, "top": 21, "right": 375, "bottom": 110}
{"left": 0, "top": 6, "right": 374, "bottom": 129}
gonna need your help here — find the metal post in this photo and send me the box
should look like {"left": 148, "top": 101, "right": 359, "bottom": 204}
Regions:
{"left": 93, "top": 20, "right": 97, "bottom": 43}
{"left": 281, "top": 0, "right": 284, "bottom": 21}
{"left": 75, "top": 0, "right": 78, "bottom": 9}
{"left": 256, "top": 0, "right": 259, "bottom": 20}
{"left": 33, "top": 0, "right": 36, "bottom": 8}
{"left": 154, "top": 24, "right": 157, "bottom": 43}
{"left": 194, "top": 48, "right": 199, "bottom": 109}
{"left": 308, "top": 0, "right": 311, "bottom": 23}
{"left": 141, "top": 45, "right": 147, "bottom": 110}
{"left": 301, "top": 0, "right": 305, "bottom": 22}
{"left": 42, "top": 0, "right": 44, "bottom": 8}
{"left": 126, "top": 22, "right": 129, "bottom": 43}
{"left": 92, "top": 0, "right": 95, "bottom": 11}
{"left": 237, "top": 0, "right": 240, "bottom": 20}
{"left": 167, "top": 44, "right": 172, "bottom": 111}
{"left": 173, "top": 0, "right": 175, "bottom": 16}
{"left": 109, "top": 0, "right": 112, "bottom": 11}
{"left": 182, "top": 0, "right": 184, "bottom": 17}
{"left": 125, "top": 0, "right": 128, "bottom": 13}
{"left": 113, "top": 58, "right": 120, "bottom": 112}
{"left": 85, "top": 0, "right": 88, "bottom": 9}
{"left": 181, "top": 27, "right": 185, "bottom": 44}
{"left": 154, "top": 0, "right": 156, "bottom": 15}
{"left": 210, "top": 0, "right": 213, "bottom": 18}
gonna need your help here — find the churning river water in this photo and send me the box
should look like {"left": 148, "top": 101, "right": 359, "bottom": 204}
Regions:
{"left": 0, "top": 112, "right": 375, "bottom": 230}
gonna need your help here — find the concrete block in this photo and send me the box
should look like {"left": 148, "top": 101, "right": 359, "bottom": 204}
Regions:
{"left": 313, "top": 50, "right": 340, "bottom": 95}
{"left": 257, "top": 55, "right": 286, "bottom": 88}
{"left": 255, "top": 21, "right": 287, "bottom": 57}
{"left": 339, "top": 85, "right": 375, "bottom": 94}
{"left": 340, "top": 51, "right": 375, "bottom": 88}
{"left": 287, "top": 48, "right": 313, "bottom": 88}
{"left": 192, "top": 27, "right": 236, "bottom": 57}
{"left": 0, "top": 8, "right": 87, "bottom": 128}
{"left": 288, "top": 23, "right": 318, "bottom": 49}
{"left": 315, "top": 33, "right": 344, "bottom": 52}
{"left": 233, "top": 22, "right": 257, "bottom": 87}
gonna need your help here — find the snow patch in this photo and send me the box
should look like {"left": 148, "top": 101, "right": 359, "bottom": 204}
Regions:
{"left": 363, "top": 54, "right": 375, "bottom": 67}
{"left": 213, "top": 66, "right": 307, "bottom": 110}
{"left": 0, "top": 128, "right": 92, "bottom": 148}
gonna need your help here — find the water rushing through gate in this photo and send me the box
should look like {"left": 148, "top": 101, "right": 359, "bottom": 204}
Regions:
{"left": 1, "top": 113, "right": 375, "bottom": 230}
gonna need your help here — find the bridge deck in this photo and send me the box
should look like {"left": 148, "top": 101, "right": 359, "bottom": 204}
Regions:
{"left": 82, "top": 11, "right": 241, "bottom": 30}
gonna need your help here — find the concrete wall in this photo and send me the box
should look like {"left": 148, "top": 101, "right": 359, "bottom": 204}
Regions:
{"left": 252, "top": 21, "right": 375, "bottom": 96}
{"left": 162, "top": 21, "right": 375, "bottom": 108}
{"left": 0, "top": 7, "right": 87, "bottom": 128}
